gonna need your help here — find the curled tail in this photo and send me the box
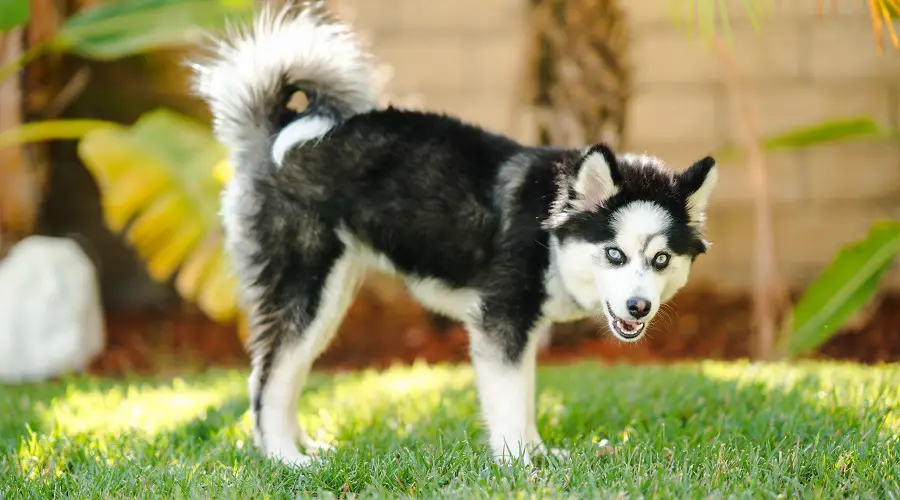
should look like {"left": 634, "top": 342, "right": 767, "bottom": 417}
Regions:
{"left": 192, "top": 1, "right": 377, "bottom": 172}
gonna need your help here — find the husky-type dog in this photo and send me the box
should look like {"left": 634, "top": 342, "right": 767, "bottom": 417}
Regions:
{"left": 192, "top": 1, "right": 718, "bottom": 466}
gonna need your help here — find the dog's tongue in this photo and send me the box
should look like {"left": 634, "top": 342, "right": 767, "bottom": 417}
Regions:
{"left": 619, "top": 319, "right": 642, "bottom": 332}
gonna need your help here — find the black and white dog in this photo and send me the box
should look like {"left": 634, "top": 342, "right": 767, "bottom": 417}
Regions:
{"left": 192, "top": 1, "right": 718, "bottom": 466}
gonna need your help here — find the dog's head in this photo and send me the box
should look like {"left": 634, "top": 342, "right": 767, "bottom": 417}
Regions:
{"left": 545, "top": 143, "right": 718, "bottom": 342}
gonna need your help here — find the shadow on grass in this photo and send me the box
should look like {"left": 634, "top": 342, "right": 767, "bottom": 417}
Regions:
{"left": 2, "top": 361, "right": 898, "bottom": 496}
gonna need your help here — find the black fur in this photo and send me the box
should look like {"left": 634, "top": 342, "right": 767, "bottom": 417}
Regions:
{"left": 194, "top": 2, "right": 718, "bottom": 463}
{"left": 250, "top": 106, "right": 709, "bottom": 363}
{"left": 551, "top": 151, "right": 710, "bottom": 258}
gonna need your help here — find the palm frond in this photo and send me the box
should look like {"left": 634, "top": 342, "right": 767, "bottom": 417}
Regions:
{"left": 668, "top": 0, "right": 900, "bottom": 53}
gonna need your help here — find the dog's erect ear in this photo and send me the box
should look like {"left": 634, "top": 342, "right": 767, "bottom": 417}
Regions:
{"left": 679, "top": 156, "right": 718, "bottom": 226}
{"left": 573, "top": 143, "right": 621, "bottom": 210}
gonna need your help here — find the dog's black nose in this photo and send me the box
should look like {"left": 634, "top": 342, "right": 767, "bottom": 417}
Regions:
{"left": 626, "top": 297, "right": 651, "bottom": 319}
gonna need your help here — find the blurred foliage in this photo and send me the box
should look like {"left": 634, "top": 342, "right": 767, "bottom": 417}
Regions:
{"left": 0, "top": 0, "right": 251, "bottom": 81}
{"left": 1, "top": 0, "right": 899, "bottom": 357}
{"left": 779, "top": 221, "right": 900, "bottom": 358}
{"left": 0, "top": 0, "right": 29, "bottom": 32}
{"left": 0, "top": 0, "right": 245, "bottom": 335}
{"left": 676, "top": 1, "right": 900, "bottom": 358}
{"left": 78, "top": 110, "right": 238, "bottom": 323}
{"left": 716, "top": 116, "right": 886, "bottom": 162}
{"left": 55, "top": 0, "right": 252, "bottom": 60}
{"left": 668, "top": 0, "right": 900, "bottom": 53}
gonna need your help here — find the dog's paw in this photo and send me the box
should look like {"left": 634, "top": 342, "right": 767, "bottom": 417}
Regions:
{"left": 543, "top": 447, "right": 571, "bottom": 461}
{"left": 301, "top": 439, "right": 335, "bottom": 456}
{"left": 270, "top": 449, "right": 315, "bottom": 468}
{"left": 493, "top": 450, "right": 533, "bottom": 468}
{"left": 530, "top": 442, "right": 571, "bottom": 461}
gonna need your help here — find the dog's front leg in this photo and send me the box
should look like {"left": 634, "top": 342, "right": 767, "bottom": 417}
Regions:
{"left": 467, "top": 313, "right": 547, "bottom": 465}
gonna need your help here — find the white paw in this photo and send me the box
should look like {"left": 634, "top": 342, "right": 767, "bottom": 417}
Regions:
{"left": 542, "top": 447, "right": 571, "bottom": 460}
{"left": 270, "top": 449, "right": 314, "bottom": 468}
{"left": 301, "top": 438, "right": 335, "bottom": 455}
{"left": 494, "top": 448, "right": 533, "bottom": 467}
{"left": 529, "top": 441, "right": 571, "bottom": 462}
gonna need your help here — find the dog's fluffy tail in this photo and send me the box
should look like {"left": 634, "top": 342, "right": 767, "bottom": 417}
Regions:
{"left": 192, "top": 1, "right": 377, "bottom": 173}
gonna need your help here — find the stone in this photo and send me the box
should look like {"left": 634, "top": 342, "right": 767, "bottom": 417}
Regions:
{"left": 0, "top": 236, "right": 105, "bottom": 383}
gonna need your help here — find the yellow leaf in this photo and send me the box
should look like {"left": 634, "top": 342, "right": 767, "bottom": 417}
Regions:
{"left": 175, "top": 233, "right": 223, "bottom": 302}
{"left": 77, "top": 108, "right": 238, "bottom": 325}
{"left": 197, "top": 248, "right": 238, "bottom": 323}
{"left": 0, "top": 119, "right": 115, "bottom": 149}
{"left": 146, "top": 219, "right": 205, "bottom": 282}
{"left": 212, "top": 157, "right": 234, "bottom": 184}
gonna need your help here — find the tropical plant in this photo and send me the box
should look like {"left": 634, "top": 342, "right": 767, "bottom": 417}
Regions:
{"left": 673, "top": 0, "right": 900, "bottom": 359}
{"left": 3, "top": 0, "right": 898, "bottom": 358}
{"left": 0, "top": 0, "right": 249, "bottom": 333}
{"left": 666, "top": 0, "right": 900, "bottom": 53}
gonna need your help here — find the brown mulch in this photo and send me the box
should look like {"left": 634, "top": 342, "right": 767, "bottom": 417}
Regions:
{"left": 87, "top": 286, "right": 900, "bottom": 378}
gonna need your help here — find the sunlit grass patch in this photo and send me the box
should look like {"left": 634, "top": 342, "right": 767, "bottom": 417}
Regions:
{"left": 1, "top": 360, "right": 899, "bottom": 498}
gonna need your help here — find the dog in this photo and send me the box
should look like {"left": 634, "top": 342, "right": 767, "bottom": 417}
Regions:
{"left": 191, "top": 0, "right": 718, "bottom": 467}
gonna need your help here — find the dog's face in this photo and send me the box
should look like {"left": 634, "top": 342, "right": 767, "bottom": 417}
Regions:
{"left": 547, "top": 144, "right": 718, "bottom": 342}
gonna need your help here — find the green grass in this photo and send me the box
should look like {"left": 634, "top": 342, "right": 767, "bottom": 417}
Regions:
{"left": 1, "top": 360, "right": 898, "bottom": 498}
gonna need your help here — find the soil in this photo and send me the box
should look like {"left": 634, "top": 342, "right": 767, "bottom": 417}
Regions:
{"left": 87, "top": 285, "right": 900, "bottom": 377}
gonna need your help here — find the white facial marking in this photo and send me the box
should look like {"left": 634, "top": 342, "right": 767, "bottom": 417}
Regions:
{"left": 551, "top": 201, "right": 694, "bottom": 342}
{"left": 271, "top": 115, "right": 335, "bottom": 166}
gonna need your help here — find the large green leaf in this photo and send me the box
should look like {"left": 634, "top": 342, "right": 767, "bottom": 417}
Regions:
{"left": 0, "top": 0, "right": 29, "bottom": 32}
{"left": 779, "top": 220, "right": 900, "bottom": 358}
{"left": 715, "top": 116, "right": 885, "bottom": 161}
{"left": 54, "top": 0, "right": 253, "bottom": 60}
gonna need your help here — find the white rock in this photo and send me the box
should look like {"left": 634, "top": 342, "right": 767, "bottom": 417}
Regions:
{"left": 0, "top": 236, "right": 105, "bottom": 383}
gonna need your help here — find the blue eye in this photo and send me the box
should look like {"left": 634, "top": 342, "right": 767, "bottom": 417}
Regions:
{"left": 652, "top": 252, "right": 670, "bottom": 270}
{"left": 605, "top": 247, "right": 625, "bottom": 265}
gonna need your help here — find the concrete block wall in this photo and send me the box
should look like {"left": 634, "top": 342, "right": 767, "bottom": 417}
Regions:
{"left": 340, "top": 0, "right": 900, "bottom": 291}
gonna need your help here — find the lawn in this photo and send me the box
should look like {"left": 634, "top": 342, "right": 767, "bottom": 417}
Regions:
{"left": 1, "top": 360, "right": 898, "bottom": 498}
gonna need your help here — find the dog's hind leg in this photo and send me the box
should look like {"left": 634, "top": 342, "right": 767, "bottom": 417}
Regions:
{"left": 246, "top": 238, "right": 362, "bottom": 466}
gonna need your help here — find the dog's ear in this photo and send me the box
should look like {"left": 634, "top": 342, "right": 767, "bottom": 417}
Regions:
{"left": 573, "top": 143, "right": 621, "bottom": 210}
{"left": 679, "top": 156, "right": 718, "bottom": 226}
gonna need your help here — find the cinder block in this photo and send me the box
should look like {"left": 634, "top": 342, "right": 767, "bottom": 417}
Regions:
{"left": 374, "top": 36, "right": 467, "bottom": 94}
{"left": 425, "top": 91, "right": 516, "bottom": 135}
{"left": 711, "top": 150, "right": 807, "bottom": 206}
{"left": 396, "top": 0, "right": 524, "bottom": 34}
{"left": 804, "top": 142, "right": 900, "bottom": 202}
{"left": 631, "top": 23, "right": 802, "bottom": 84}
{"left": 628, "top": 86, "right": 719, "bottom": 143}
{"left": 773, "top": 204, "right": 898, "bottom": 272}
{"left": 693, "top": 203, "right": 897, "bottom": 289}
{"left": 338, "top": 0, "right": 400, "bottom": 34}
{"left": 465, "top": 32, "right": 526, "bottom": 93}
{"left": 727, "top": 82, "right": 892, "bottom": 139}
{"left": 626, "top": 0, "right": 867, "bottom": 30}
{"left": 695, "top": 207, "right": 756, "bottom": 272}
{"left": 725, "top": 0, "right": 868, "bottom": 20}
{"left": 809, "top": 19, "right": 900, "bottom": 80}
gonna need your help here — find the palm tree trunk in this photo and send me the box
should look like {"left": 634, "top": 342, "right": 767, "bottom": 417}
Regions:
{"left": 0, "top": 28, "right": 40, "bottom": 257}
{"left": 520, "top": 0, "right": 632, "bottom": 149}
{"left": 518, "top": 0, "right": 632, "bottom": 347}
{"left": 0, "top": 0, "right": 75, "bottom": 257}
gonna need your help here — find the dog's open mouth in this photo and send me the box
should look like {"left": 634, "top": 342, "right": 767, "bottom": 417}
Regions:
{"left": 605, "top": 302, "right": 646, "bottom": 340}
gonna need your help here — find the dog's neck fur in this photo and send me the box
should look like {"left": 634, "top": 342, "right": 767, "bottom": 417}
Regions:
{"left": 542, "top": 233, "right": 594, "bottom": 323}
